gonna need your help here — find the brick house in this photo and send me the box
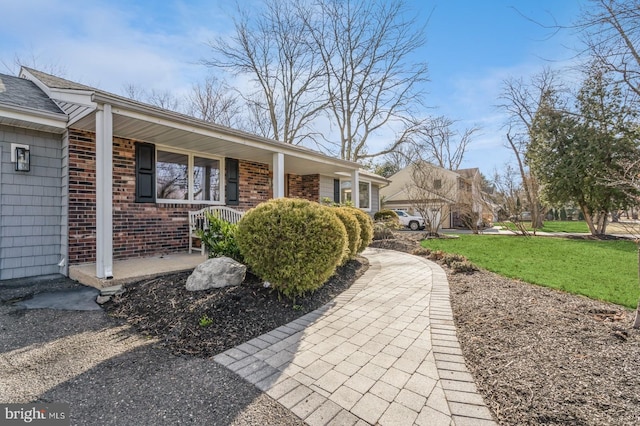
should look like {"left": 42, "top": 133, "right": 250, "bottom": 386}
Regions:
{"left": 0, "top": 68, "right": 388, "bottom": 282}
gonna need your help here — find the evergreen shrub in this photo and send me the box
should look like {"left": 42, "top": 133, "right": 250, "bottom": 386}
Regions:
{"left": 346, "top": 207, "right": 374, "bottom": 253}
{"left": 236, "top": 198, "right": 348, "bottom": 299}
{"left": 332, "top": 207, "right": 362, "bottom": 263}
{"left": 374, "top": 209, "right": 399, "bottom": 222}
{"left": 198, "top": 212, "right": 243, "bottom": 262}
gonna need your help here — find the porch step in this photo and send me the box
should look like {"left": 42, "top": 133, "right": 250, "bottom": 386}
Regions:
{"left": 68, "top": 252, "right": 204, "bottom": 289}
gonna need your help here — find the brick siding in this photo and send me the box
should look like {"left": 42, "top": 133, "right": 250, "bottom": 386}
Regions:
{"left": 287, "top": 173, "right": 320, "bottom": 201}
{"left": 238, "top": 160, "right": 272, "bottom": 210}
{"left": 67, "top": 129, "right": 275, "bottom": 264}
{"left": 68, "top": 130, "right": 97, "bottom": 264}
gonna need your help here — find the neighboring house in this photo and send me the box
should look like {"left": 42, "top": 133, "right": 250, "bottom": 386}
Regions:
{"left": 0, "top": 68, "right": 387, "bottom": 282}
{"left": 380, "top": 161, "right": 491, "bottom": 229}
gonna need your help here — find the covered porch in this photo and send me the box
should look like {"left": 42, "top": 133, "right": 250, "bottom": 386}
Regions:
{"left": 69, "top": 251, "right": 204, "bottom": 289}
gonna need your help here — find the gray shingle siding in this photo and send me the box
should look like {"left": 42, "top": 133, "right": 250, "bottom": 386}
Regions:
{"left": 0, "top": 125, "right": 65, "bottom": 280}
{"left": 371, "top": 185, "right": 380, "bottom": 215}
{"left": 319, "top": 175, "right": 335, "bottom": 201}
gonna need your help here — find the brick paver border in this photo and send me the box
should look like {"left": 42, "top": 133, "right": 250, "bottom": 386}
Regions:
{"left": 214, "top": 248, "right": 496, "bottom": 425}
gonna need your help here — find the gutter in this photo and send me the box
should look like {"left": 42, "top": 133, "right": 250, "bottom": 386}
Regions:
{"left": 91, "top": 92, "right": 361, "bottom": 170}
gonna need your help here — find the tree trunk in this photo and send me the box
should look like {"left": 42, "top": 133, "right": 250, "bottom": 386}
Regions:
{"left": 600, "top": 212, "right": 609, "bottom": 235}
{"left": 532, "top": 204, "right": 544, "bottom": 229}
{"left": 634, "top": 245, "right": 640, "bottom": 329}
{"left": 581, "top": 205, "right": 598, "bottom": 235}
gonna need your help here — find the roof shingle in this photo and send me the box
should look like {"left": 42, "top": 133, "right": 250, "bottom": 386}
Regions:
{"left": 0, "top": 72, "right": 65, "bottom": 115}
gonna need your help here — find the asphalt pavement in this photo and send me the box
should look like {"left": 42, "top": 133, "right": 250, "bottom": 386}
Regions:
{"left": 0, "top": 275, "right": 303, "bottom": 425}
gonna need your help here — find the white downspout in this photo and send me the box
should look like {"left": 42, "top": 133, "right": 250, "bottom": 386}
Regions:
{"left": 273, "top": 152, "right": 285, "bottom": 198}
{"left": 95, "top": 104, "right": 113, "bottom": 279}
{"left": 352, "top": 169, "right": 360, "bottom": 208}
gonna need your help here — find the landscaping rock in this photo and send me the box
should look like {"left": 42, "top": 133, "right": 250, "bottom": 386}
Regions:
{"left": 96, "top": 295, "right": 111, "bottom": 305}
{"left": 186, "top": 257, "right": 246, "bottom": 291}
{"left": 100, "top": 284, "right": 124, "bottom": 296}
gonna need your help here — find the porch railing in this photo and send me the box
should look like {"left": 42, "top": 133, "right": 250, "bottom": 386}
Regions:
{"left": 188, "top": 206, "right": 244, "bottom": 255}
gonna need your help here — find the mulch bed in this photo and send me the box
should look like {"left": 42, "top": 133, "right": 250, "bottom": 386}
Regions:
{"left": 376, "top": 233, "right": 640, "bottom": 425}
{"left": 104, "top": 257, "right": 368, "bottom": 358}
{"left": 106, "top": 233, "right": 640, "bottom": 425}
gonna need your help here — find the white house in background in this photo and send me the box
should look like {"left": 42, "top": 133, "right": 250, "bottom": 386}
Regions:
{"left": 380, "top": 161, "right": 491, "bottom": 229}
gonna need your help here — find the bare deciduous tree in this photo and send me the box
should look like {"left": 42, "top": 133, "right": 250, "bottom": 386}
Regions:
{"left": 205, "top": 0, "right": 327, "bottom": 145}
{"left": 1, "top": 52, "right": 67, "bottom": 77}
{"left": 415, "top": 116, "right": 479, "bottom": 170}
{"left": 498, "top": 68, "right": 560, "bottom": 229}
{"left": 122, "top": 84, "right": 181, "bottom": 111}
{"left": 607, "top": 159, "right": 640, "bottom": 328}
{"left": 303, "top": 0, "right": 429, "bottom": 161}
{"left": 577, "top": 0, "right": 640, "bottom": 97}
{"left": 185, "top": 76, "right": 242, "bottom": 128}
{"left": 492, "top": 164, "right": 531, "bottom": 235}
{"left": 454, "top": 171, "right": 492, "bottom": 234}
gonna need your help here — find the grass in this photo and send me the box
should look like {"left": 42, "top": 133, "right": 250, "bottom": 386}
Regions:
{"left": 495, "top": 220, "right": 590, "bottom": 233}
{"left": 422, "top": 234, "right": 640, "bottom": 309}
{"left": 539, "top": 221, "right": 590, "bottom": 233}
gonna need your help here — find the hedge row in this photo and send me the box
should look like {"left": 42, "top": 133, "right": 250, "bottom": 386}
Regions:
{"left": 236, "top": 199, "right": 373, "bottom": 299}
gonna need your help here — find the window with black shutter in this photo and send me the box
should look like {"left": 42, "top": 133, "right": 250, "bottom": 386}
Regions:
{"left": 225, "top": 158, "right": 239, "bottom": 205}
{"left": 334, "top": 179, "right": 340, "bottom": 203}
{"left": 135, "top": 142, "right": 155, "bottom": 203}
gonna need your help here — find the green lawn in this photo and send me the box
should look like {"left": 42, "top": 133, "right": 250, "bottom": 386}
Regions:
{"left": 495, "top": 220, "right": 590, "bottom": 233}
{"left": 422, "top": 234, "right": 639, "bottom": 308}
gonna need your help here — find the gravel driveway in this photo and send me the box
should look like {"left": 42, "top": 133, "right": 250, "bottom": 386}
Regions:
{"left": 0, "top": 276, "right": 302, "bottom": 425}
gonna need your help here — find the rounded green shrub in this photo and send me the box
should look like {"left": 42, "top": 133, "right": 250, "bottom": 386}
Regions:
{"left": 236, "top": 198, "right": 348, "bottom": 299}
{"left": 347, "top": 207, "right": 374, "bottom": 253}
{"left": 332, "top": 207, "right": 362, "bottom": 263}
{"left": 374, "top": 209, "right": 399, "bottom": 222}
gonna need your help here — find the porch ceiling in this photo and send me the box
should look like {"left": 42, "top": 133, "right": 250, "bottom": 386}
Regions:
{"left": 73, "top": 109, "right": 355, "bottom": 177}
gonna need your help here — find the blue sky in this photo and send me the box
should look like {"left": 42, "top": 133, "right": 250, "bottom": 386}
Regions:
{"left": 0, "top": 0, "right": 586, "bottom": 176}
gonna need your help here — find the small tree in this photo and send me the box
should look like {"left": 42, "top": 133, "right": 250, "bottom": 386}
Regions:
{"left": 603, "top": 160, "right": 640, "bottom": 327}
{"left": 405, "top": 162, "right": 457, "bottom": 236}
{"left": 527, "top": 64, "right": 638, "bottom": 235}
{"left": 456, "top": 181, "right": 493, "bottom": 234}
{"left": 499, "top": 68, "right": 560, "bottom": 230}
{"left": 492, "top": 165, "right": 530, "bottom": 235}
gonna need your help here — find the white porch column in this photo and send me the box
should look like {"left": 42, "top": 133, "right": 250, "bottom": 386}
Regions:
{"left": 351, "top": 169, "right": 360, "bottom": 208}
{"left": 95, "top": 104, "right": 113, "bottom": 279}
{"left": 273, "top": 152, "right": 285, "bottom": 198}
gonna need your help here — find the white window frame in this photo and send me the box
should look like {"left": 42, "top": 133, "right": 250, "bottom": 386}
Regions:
{"left": 340, "top": 179, "right": 372, "bottom": 212}
{"left": 155, "top": 146, "right": 225, "bottom": 205}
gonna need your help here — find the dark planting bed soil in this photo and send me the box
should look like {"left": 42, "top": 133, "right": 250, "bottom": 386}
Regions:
{"left": 104, "top": 257, "right": 368, "bottom": 358}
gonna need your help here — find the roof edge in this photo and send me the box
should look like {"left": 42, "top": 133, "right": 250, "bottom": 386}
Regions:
{"left": 91, "top": 91, "right": 361, "bottom": 169}
{"left": 0, "top": 102, "right": 68, "bottom": 124}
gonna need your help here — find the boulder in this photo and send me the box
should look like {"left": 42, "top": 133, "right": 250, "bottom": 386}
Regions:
{"left": 186, "top": 257, "right": 246, "bottom": 291}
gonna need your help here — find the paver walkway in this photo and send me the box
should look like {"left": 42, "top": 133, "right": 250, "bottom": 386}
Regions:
{"left": 214, "top": 248, "right": 496, "bottom": 426}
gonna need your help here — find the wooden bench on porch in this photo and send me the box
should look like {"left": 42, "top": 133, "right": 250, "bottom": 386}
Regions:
{"left": 188, "top": 206, "right": 244, "bottom": 255}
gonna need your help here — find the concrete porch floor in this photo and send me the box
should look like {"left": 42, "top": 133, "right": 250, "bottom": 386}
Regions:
{"left": 69, "top": 252, "right": 205, "bottom": 289}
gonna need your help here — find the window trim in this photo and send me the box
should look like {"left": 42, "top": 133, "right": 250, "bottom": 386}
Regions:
{"left": 155, "top": 145, "right": 225, "bottom": 205}
{"left": 340, "top": 179, "right": 372, "bottom": 212}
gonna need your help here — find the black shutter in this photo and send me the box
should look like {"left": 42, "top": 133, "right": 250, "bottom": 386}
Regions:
{"left": 334, "top": 179, "right": 340, "bottom": 203}
{"left": 135, "top": 143, "right": 155, "bottom": 203}
{"left": 225, "top": 158, "right": 239, "bottom": 206}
